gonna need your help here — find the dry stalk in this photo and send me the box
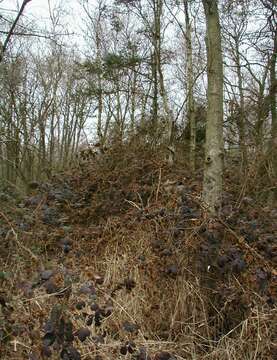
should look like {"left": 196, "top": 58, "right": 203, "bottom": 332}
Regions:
{"left": 0, "top": 210, "right": 39, "bottom": 262}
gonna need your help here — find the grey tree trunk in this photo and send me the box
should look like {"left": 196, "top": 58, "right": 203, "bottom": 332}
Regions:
{"left": 96, "top": 26, "right": 104, "bottom": 150}
{"left": 268, "top": 13, "right": 277, "bottom": 202}
{"left": 202, "top": 0, "right": 224, "bottom": 215}
{"left": 234, "top": 38, "right": 248, "bottom": 168}
{"left": 158, "top": 63, "right": 175, "bottom": 165}
{"left": 154, "top": 0, "right": 175, "bottom": 164}
{"left": 184, "top": 0, "right": 196, "bottom": 171}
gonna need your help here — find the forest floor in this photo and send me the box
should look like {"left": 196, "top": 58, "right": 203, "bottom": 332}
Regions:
{"left": 0, "top": 145, "right": 276, "bottom": 360}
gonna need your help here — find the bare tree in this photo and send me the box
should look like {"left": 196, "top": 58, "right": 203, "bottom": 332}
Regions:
{"left": 202, "top": 0, "right": 224, "bottom": 215}
{"left": 0, "top": 0, "right": 32, "bottom": 63}
{"left": 222, "top": 1, "right": 249, "bottom": 167}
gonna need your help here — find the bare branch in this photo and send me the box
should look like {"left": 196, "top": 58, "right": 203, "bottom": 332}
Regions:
{"left": 0, "top": 0, "right": 32, "bottom": 62}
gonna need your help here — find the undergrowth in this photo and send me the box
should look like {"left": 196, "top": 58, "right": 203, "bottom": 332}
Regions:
{"left": 0, "top": 144, "right": 276, "bottom": 360}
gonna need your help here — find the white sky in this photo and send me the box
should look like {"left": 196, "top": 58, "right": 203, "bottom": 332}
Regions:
{"left": 0, "top": 0, "right": 93, "bottom": 53}
{"left": 0, "top": 0, "right": 84, "bottom": 35}
{"left": 0, "top": 0, "right": 78, "bottom": 16}
{"left": 0, "top": 0, "right": 268, "bottom": 108}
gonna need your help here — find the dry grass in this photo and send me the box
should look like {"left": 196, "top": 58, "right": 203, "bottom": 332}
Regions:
{"left": 0, "top": 145, "right": 276, "bottom": 360}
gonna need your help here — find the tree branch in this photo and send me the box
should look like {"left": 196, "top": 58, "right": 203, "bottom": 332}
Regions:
{"left": 0, "top": 0, "right": 32, "bottom": 63}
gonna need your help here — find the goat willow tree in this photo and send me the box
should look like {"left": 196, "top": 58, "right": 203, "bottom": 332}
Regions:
{"left": 202, "top": 0, "right": 224, "bottom": 214}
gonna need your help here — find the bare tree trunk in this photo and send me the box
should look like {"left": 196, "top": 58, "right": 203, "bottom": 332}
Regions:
{"left": 95, "top": 26, "right": 104, "bottom": 149}
{"left": 202, "top": 0, "right": 224, "bottom": 215}
{"left": 184, "top": 0, "right": 196, "bottom": 171}
{"left": 151, "top": 51, "right": 159, "bottom": 138}
{"left": 153, "top": 0, "right": 175, "bottom": 164}
{"left": 255, "top": 76, "right": 268, "bottom": 155}
{"left": 268, "top": 25, "right": 277, "bottom": 201}
{"left": 234, "top": 39, "right": 248, "bottom": 168}
{"left": 130, "top": 69, "right": 137, "bottom": 135}
{"left": 260, "top": 0, "right": 277, "bottom": 167}
{"left": 116, "top": 82, "right": 123, "bottom": 144}
{"left": 158, "top": 66, "right": 175, "bottom": 165}
{"left": 151, "top": 0, "right": 162, "bottom": 143}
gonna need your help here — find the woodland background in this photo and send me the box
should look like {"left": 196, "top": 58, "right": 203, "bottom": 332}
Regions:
{"left": 0, "top": 0, "right": 275, "bottom": 194}
{"left": 0, "top": 1, "right": 276, "bottom": 360}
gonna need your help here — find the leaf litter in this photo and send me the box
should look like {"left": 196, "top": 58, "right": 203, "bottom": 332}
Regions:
{"left": 0, "top": 145, "right": 276, "bottom": 359}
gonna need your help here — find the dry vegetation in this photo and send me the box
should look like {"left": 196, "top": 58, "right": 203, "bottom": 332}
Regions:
{"left": 0, "top": 145, "right": 276, "bottom": 360}
{"left": 1, "top": 1, "right": 276, "bottom": 358}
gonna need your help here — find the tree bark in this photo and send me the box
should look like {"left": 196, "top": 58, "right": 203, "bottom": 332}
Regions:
{"left": 234, "top": 38, "right": 248, "bottom": 168}
{"left": 268, "top": 11, "right": 277, "bottom": 201}
{"left": 184, "top": 0, "right": 196, "bottom": 171}
{"left": 202, "top": 0, "right": 224, "bottom": 215}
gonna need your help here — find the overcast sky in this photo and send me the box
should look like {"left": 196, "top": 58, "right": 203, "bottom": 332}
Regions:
{"left": 1, "top": 0, "right": 59, "bottom": 19}
{"left": 0, "top": 0, "right": 85, "bottom": 36}
{"left": 0, "top": 0, "right": 91, "bottom": 51}
{"left": 0, "top": 0, "right": 79, "bottom": 16}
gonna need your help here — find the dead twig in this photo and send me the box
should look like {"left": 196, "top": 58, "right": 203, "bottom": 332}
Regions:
{"left": 218, "top": 217, "right": 277, "bottom": 276}
{"left": 156, "top": 167, "right": 162, "bottom": 202}
{"left": 0, "top": 210, "right": 39, "bottom": 262}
